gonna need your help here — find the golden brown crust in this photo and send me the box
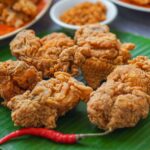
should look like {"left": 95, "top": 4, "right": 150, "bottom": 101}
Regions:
{"left": 107, "top": 65, "right": 150, "bottom": 94}
{"left": 7, "top": 72, "right": 93, "bottom": 128}
{"left": 0, "top": 60, "right": 42, "bottom": 104}
{"left": 87, "top": 56, "right": 150, "bottom": 131}
{"left": 13, "top": 0, "right": 37, "bottom": 17}
{"left": 80, "top": 57, "right": 114, "bottom": 89}
{"left": 0, "top": 0, "right": 38, "bottom": 27}
{"left": 74, "top": 24, "right": 135, "bottom": 89}
{"left": 0, "top": 7, "right": 30, "bottom": 27}
{"left": 75, "top": 24, "right": 110, "bottom": 46}
{"left": 129, "top": 56, "right": 150, "bottom": 72}
{"left": 10, "top": 30, "right": 78, "bottom": 78}
{"left": 87, "top": 81, "right": 150, "bottom": 130}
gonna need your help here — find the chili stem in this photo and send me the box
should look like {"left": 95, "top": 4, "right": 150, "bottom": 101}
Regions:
{"left": 76, "top": 129, "right": 112, "bottom": 140}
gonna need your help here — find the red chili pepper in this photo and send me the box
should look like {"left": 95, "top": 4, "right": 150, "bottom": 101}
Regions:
{"left": 0, "top": 128, "right": 111, "bottom": 145}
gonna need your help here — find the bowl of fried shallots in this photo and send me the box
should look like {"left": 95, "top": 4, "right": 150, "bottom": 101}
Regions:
{"left": 50, "top": 0, "right": 118, "bottom": 30}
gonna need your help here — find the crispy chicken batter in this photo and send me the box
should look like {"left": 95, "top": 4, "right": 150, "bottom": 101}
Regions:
{"left": 87, "top": 56, "right": 150, "bottom": 131}
{"left": 10, "top": 30, "right": 78, "bottom": 78}
{"left": 129, "top": 56, "right": 150, "bottom": 72}
{"left": 13, "top": 0, "right": 37, "bottom": 17}
{"left": 7, "top": 72, "right": 93, "bottom": 128}
{"left": 0, "top": 0, "right": 39, "bottom": 27}
{"left": 75, "top": 24, "right": 135, "bottom": 89}
{"left": 107, "top": 65, "right": 150, "bottom": 94}
{"left": 0, "top": 7, "right": 30, "bottom": 27}
{"left": 87, "top": 81, "right": 150, "bottom": 131}
{"left": 0, "top": 60, "right": 41, "bottom": 105}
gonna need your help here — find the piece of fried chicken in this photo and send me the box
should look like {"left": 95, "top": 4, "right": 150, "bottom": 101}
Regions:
{"left": 0, "top": 7, "right": 30, "bottom": 27}
{"left": 0, "top": 0, "right": 39, "bottom": 27}
{"left": 87, "top": 56, "right": 150, "bottom": 131}
{"left": 0, "top": 60, "right": 41, "bottom": 105}
{"left": 108, "top": 56, "right": 150, "bottom": 94}
{"left": 10, "top": 30, "right": 78, "bottom": 78}
{"left": 7, "top": 72, "right": 93, "bottom": 128}
{"left": 129, "top": 0, "right": 150, "bottom": 5}
{"left": 13, "top": 0, "right": 38, "bottom": 17}
{"left": 74, "top": 24, "right": 135, "bottom": 89}
{"left": 87, "top": 81, "right": 150, "bottom": 131}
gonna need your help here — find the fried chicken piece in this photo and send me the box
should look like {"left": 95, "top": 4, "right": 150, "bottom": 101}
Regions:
{"left": 10, "top": 30, "right": 78, "bottom": 78}
{"left": 7, "top": 72, "right": 93, "bottom": 128}
{"left": 129, "top": 0, "right": 150, "bottom": 5}
{"left": 0, "top": 60, "right": 42, "bottom": 105}
{"left": 0, "top": 7, "right": 30, "bottom": 27}
{"left": 87, "top": 81, "right": 150, "bottom": 131}
{"left": 108, "top": 56, "right": 150, "bottom": 94}
{"left": 129, "top": 56, "right": 150, "bottom": 73}
{"left": 87, "top": 56, "right": 150, "bottom": 131}
{"left": 0, "top": 0, "right": 39, "bottom": 27}
{"left": 13, "top": 0, "right": 37, "bottom": 17}
{"left": 107, "top": 65, "right": 150, "bottom": 94}
{"left": 75, "top": 24, "right": 109, "bottom": 46}
{"left": 74, "top": 24, "right": 135, "bottom": 89}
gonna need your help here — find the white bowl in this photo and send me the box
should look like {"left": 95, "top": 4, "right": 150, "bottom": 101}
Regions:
{"left": 50, "top": 0, "right": 118, "bottom": 30}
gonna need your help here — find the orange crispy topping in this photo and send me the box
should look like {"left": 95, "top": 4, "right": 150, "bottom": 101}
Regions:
{"left": 60, "top": 1, "right": 107, "bottom": 26}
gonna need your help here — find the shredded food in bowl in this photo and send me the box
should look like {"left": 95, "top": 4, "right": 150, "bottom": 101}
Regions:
{"left": 60, "top": 1, "right": 107, "bottom": 26}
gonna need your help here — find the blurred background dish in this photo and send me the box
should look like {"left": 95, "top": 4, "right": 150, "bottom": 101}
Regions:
{"left": 0, "top": 0, "right": 52, "bottom": 40}
{"left": 109, "top": 0, "right": 150, "bottom": 12}
{"left": 50, "top": 0, "right": 118, "bottom": 30}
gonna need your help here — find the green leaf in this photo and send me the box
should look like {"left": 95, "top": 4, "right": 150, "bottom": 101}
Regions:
{"left": 0, "top": 30, "right": 150, "bottom": 150}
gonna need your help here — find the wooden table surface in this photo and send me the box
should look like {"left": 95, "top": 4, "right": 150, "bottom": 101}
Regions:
{"left": 0, "top": 0, "right": 150, "bottom": 46}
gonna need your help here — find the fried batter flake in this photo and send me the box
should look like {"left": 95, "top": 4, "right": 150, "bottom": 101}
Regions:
{"left": 0, "top": 0, "right": 38, "bottom": 27}
{"left": 10, "top": 30, "right": 78, "bottom": 78}
{"left": 87, "top": 81, "right": 150, "bottom": 131}
{"left": 74, "top": 24, "right": 135, "bottom": 89}
{"left": 13, "top": 0, "right": 37, "bottom": 17}
{"left": 7, "top": 72, "right": 93, "bottom": 128}
{"left": 87, "top": 56, "right": 150, "bottom": 131}
{"left": 0, "top": 60, "right": 42, "bottom": 105}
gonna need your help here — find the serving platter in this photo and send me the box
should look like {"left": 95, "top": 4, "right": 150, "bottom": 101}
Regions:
{"left": 0, "top": 29, "right": 150, "bottom": 150}
{"left": 0, "top": 0, "right": 52, "bottom": 40}
{"left": 109, "top": 0, "right": 150, "bottom": 12}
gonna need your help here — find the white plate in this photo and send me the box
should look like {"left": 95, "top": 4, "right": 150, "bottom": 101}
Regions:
{"left": 50, "top": 0, "right": 118, "bottom": 30}
{"left": 109, "top": 0, "right": 150, "bottom": 12}
{"left": 0, "top": 0, "right": 52, "bottom": 40}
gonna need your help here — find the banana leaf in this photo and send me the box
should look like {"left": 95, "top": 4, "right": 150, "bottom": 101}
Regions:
{"left": 0, "top": 30, "right": 150, "bottom": 150}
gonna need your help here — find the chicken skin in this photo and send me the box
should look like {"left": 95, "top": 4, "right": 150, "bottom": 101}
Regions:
{"left": 0, "top": 60, "right": 41, "bottom": 105}
{"left": 87, "top": 56, "right": 150, "bottom": 131}
{"left": 13, "top": 0, "right": 38, "bottom": 17}
{"left": 7, "top": 72, "right": 93, "bottom": 128}
{"left": 74, "top": 24, "right": 135, "bottom": 89}
{"left": 10, "top": 30, "right": 78, "bottom": 78}
{"left": 0, "top": 0, "right": 39, "bottom": 27}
